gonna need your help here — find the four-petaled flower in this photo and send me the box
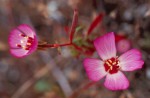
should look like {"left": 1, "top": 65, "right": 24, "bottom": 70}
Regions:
{"left": 83, "top": 32, "right": 144, "bottom": 90}
{"left": 8, "top": 24, "right": 38, "bottom": 58}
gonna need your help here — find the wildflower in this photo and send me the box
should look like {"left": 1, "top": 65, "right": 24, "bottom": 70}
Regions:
{"left": 8, "top": 24, "right": 38, "bottom": 57}
{"left": 115, "top": 34, "right": 131, "bottom": 53}
{"left": 83, "top": 32, "right": 144, "bottom": 90}
{"left": 117, "top": 39, "right": 131, "bottom": 53}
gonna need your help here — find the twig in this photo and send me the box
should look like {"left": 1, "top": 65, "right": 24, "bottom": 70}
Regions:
{"left": 11, "top": 65, "right": 50, "bottom": 98}
{"left": 11, "top": 52, "right": 57, "bottom": 98}
{"left": 39, "top": 51, "right": 73, "bottom": 97}
{"left": 69, "top": 81, "right": 96, "bottom": 98}
{"left": 51, "top": 67, "right": 73, "bottom": 96}
{"left": 69, "top": 9, "right": 78, "bottom": 43}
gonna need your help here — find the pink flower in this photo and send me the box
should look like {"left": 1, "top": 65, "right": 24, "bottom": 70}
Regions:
{"left": 83, "top": 32, "right": 144, "bottom": 90}
{"left": 117, "top": 39, "right": 131, "bottom": 53}
{"left": 8, "top": 24, "right": 38, "bottom": 58}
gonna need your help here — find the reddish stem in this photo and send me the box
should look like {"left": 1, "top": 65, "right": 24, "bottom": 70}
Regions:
{"left": 69, "top": 9, "right": 78, "bottom": 43}
{"left": 69, "top": 81, "right": 96, "bottom": 98}
{"left": 38, "top": 9, "right": 78, "bottom": 50}
{"left": 38, "top": 43, "right": 72, "bottom": 48}
{"left": 72, "top": 43, "right": 83, "bottom": 51}
{"left": 53, "top": 43, "right": 72, "bottom": 47}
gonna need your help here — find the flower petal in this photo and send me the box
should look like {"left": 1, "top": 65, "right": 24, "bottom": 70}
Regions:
{"left": 83, "top": 58, "right": 107, "bottom": 81}
{"left": 10, "top": 49, "right": 28, "bottom": 58}
{"left": 104, "top": 71, "right": 129, "bottom": 90}
{"left": 94, "top": 32, "right": 116, "bottom": 60}
{"left": 9, "top": 29, "right": 25, "bottom": 48}
{"left": 119, "top": 49, "right": 144, "bottom": 71}
{"left": 18, "top": 24, "right": 36, "bottom": 37}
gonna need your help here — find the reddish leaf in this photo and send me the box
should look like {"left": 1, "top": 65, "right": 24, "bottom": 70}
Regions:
{"left": 69, "top": 9, "right": 78, "bottom": 43}
{"left": 87, "top": 13, "right": 104, "bottom": 35}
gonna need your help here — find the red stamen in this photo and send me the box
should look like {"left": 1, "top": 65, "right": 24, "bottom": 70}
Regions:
{"left": 25, "top": 47, "right": 30, "bottom": 50}
{"left": 16, "top": 35, "right": 33, "bottom": 50}
{"left": 19, "top": 33, "right": 26, "bottom": 37}
{"left": 104, "top": 57, "right": 120, "bottom": 74}
{"left": 28, "top": 37, "right": 33, "bottom": 40}
{"left": 27, "top": 39, "right": 33, "bottom": 43}
{"left": 16, "top": 44, "right": 22, "bottom": 48}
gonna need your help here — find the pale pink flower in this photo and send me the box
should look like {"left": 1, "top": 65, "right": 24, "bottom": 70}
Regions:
{"left": 8, "top": 24, "right": 38, "bottom": 58}
{"left": 83, "top": 32, "right": 144, "bottom": 90}
{"left": 117, "top": 39, "right": 131, "bottom": 53}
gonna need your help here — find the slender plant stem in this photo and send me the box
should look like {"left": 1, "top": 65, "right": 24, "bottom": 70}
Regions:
{"left": 69, "top": 81, "right": 96, "bottom": 98}
{"left": 52, "top": 43, "right": 73, "bottom": 47}
{"left": 69, "top": 9, "right": 78, "bottom": 43}
{"left": 38, "top": 9, "right": 78, "bottom": 50}
{"left": 38, "top": 43, "right": 72, "bottom": 48}
{"left": 11, "top": 66, "right": 49, "bottom": 98}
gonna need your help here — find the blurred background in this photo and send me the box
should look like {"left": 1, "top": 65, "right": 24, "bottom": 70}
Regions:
{"left": 0, "top": 0, "right": 150, "bottom": 98}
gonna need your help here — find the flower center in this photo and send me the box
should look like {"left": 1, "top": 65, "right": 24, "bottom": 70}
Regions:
{"left": 104, "top": 57, "right": 120, "bottom": 74}
{"left": 16, "top": 33, "right": 34, "bottom": 50}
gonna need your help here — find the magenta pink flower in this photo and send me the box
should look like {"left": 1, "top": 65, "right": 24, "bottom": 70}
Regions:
{"left": 83, "top": 32, "right": 144, "bottom": 90}
{"left": 8, "top": 24, "right": 38, "bottom": 58}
